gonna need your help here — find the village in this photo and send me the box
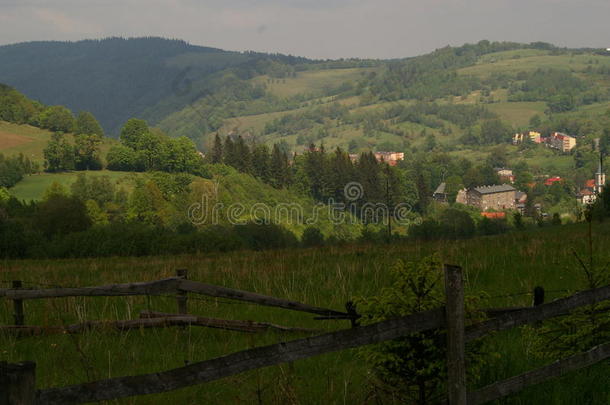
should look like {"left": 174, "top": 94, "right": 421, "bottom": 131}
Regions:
{"left": 357, "top": 130, "right": 607, "bottom": 220}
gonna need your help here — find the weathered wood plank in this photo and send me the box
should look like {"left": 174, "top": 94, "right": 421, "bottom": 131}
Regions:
{"left": 0, "top": 361, "right": 36, "bottom": 405}
{"left": 444, "top": 265, "right": 467, "bottom": 405}
{"left": 140, "top": 311, "right": 320, "bottom": 333}
{"left": 177, "top": 279, "right": 348, "bottom": 316}
{"left": 36, "top": 308, "right": 446, "bottom": 404}
{"left": 0, "top": 314, "right": 318, "bottom": 337}
{"left": 466, "top": 285, "right": 610, "bottom": 341}
{"left": 0, "top": 278, "right": 179, "bottom": 300}
{"left": 468, "top": 342, "right": 610, "bottom": 405}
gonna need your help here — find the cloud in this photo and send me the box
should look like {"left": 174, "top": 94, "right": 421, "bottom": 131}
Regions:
{"left": 0, "top": 0, "right": 609, "bottom": 58}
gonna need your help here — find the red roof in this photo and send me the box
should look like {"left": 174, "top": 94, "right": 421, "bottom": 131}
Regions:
{"left": 545, "top": 177, "right": 562, "bottom": 186}
{"left": 481, "top": 212, "right": 506, "bottom": 219}
{"left": 585, "top": 179, "right": 596, "bottom": 189}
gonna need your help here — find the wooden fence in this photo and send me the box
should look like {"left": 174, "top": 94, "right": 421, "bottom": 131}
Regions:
{"left": 1, "top": 267, "right": 609, "bottom": 405}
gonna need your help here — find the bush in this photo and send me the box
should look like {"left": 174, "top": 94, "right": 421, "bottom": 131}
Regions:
{"left": 301, "top": 226, "right": 325, "bottom": 247}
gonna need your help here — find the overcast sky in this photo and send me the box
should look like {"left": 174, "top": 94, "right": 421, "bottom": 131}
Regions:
{"left": 1, "top": 0, "right": 609, "bottom": 59}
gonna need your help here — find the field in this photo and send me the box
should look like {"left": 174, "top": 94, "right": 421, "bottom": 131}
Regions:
{"left": 0, "top": 120, "right": 118, "bottom": 165}
{"left": 251, "top": 68, "right": 375, "bottom": 98}
{"left": 1, "top": 222, "right": 609, "bottom": 404}
{"left": 9, "top": 170, "right": 142, "bottom": 201}
{"left": 458, "top": 52, "right": 610, "bottom": 78}
{"left": 0, "top": 121, "right": 54, "bottom": 162}
{"left": 487, "top": 101, "right": 547, "bottom": 127}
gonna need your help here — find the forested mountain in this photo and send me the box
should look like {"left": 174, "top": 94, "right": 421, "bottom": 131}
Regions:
{"left": 0, "top": 37, "right": 312, "bottom": 135}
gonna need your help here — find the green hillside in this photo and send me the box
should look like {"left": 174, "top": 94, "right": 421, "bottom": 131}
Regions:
{"left": 0, "top": 37, "right": 313, "bottom": 135}
{"left": 0, "top": 120, "right": 118, "bottom": 164}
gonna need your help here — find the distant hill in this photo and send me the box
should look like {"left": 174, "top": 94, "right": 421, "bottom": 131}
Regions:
{"left": 0, "top": 37, "right": 312, "bottom": 136}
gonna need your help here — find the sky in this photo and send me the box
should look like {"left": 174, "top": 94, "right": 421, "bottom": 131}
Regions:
{"left": 1, "top": 0, "right": 609, "bottom": 59}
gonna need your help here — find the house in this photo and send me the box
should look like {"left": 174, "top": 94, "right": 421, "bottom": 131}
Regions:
{"left": 433, "top": 182, "right": 448, "bottom": 203}
{"left": 481, "top": 212, "right": 506, "bottom": 219}
{"left": 547, "top": 132, "right": 576, "bottom": 152}
{"left": 577, "top": 155, "right": 606, "bottom": 204}
{"left": 513, "top": 131, "right": 542, "bottom": 145}
{"left": 456, "top": 184, "right": 517, "bottom": 211}
{"left": 374, "top": 151, "right": 405, "bottom": 166}
{"left": 577, "top": 189, "right": 596, "bottom": 205}
{"left": 348, "top": 151, "right": 405, "bottom": 166}
{"left": 495, "top": 168, "right": 515, "bottom": 183}
{"left": 545, "top": 176, "right": 562, "bottom": 186}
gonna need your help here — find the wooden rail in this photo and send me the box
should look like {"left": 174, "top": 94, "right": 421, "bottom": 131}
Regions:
{"left": 35, "top": 308, "right": 447, "bottom": 404}
{"left": 468, "top": 342, "right": 610, "bottom": 404}
{"left": 0, "top": 277, "right": 348, "bottom": 317}
{"left": 0, "top": 313, "right": 318, "bottom": 337}
{"left": 465, "top": 284, "right": 610, "bottom": 341}
{"left": 2, "top": 269, "right": 609, "bottom": 405}
{"left": 0, "top": 278, "right": 180, "bottom": 300}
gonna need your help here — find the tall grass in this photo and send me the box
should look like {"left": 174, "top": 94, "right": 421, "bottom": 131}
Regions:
{"left": 1, "top": 222, "right": 609, "bottom": 404}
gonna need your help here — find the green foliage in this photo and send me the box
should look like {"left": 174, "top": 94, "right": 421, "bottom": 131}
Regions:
{"left": 0, "top": 83, "right": 43, "bottom": 124}
{"left": 301, "top": 226, "right": 325, "bottom": 247}
{"left": 524, "top": 227, "right": 610, "bottom": 359}
{"left": 75, "top": 111, "right": 104, "bottom": 137}
{"left": 36, "top": 193, "right": 91, "bottom": 237}
{"left": 43, "top": 132, "right": 75, "bottom": 172}
{"left": 0, "top": 152, "right": 33, "bottom": 187}
{"left": 38, "top": 105, "right": 75, "bottom": 132}
{"left": 355, "top": 255, "right": 487, "bottom": 404}
{"left": 120, "top": 118, "right": 149, "bottom": 149}
{"left": 74, "top": 134, "right": 102, "bottom": 170}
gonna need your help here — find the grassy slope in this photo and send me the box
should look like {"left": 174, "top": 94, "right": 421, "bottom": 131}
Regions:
{"left": 0, "top": 121, "right": 54, "bottom": 161}
{"left": 252, "top": 68, "right": 375, "bottom": 98}
{"left": 0, "top": 222, "right": 608, "bottom": 404}
{"left": 8, "top": 170, "right": 141, "bottom": 201}
{"left": 206, "top": 49, "right": 610, "bottom": 173}
{"left": 0, "top": 120, "right": 118, "bottom": 165}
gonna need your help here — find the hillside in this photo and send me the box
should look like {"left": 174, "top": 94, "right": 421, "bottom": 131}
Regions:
{"left": 0, "top": 120, "right": 117, "bottom": 163}
{"left": 0, "top": 37, "right": 313, "bottom": 135}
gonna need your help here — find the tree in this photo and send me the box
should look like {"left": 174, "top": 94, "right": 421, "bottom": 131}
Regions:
{"left": 106, "top": 144, "right": 140, "bottom": 171}
{"left": 75, "top": 111, "right": 104, "bottom": 137}
{"left": 74, "top": 134, "right": 102, "bottom": 170}
{"left": 480, "top": 119, "right": 511, "bottom": 144}
{"left": 439, "top": 208, "right": 476, "bottom": 239}
{"left": 485, "top": 146, "right": 508, "bottom": 168}
{"left": 36, "top": 194, "right": 91, "bottom": 237}
{"left": 251, "top": 144, "right": 271, "bottom": 182}
{"left": 355, "top": 256, "right": 487, "bottom": 404}
{"left": 211, "top": 133, "right": 223, "bottom": 164}
{"left": 270, "top": 143, "right": 290, "bottom": 188}
{"left": 39, "top": 106, "right": 75, "bottom": 132}
{"left": 120, "top": 118, "right": 149, "bottom": 149}
{"left": 43, "top": 132, "right": 74, "bottom": 172}
{"left": 301, "top": 226, "right": 325, "bottom": 247}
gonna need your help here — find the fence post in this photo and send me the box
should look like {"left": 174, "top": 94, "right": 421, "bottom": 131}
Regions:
{"left": 12, "top": 281, "right": 24, "bottom": 326}
{"left": 444, "top": 264, "right": 467, "bottom": 405}
{"left": 176, "top": 269, "right": 188, "bottom": 315}
{"left": 0, "top": 361, "right": 36, "bottom": 405}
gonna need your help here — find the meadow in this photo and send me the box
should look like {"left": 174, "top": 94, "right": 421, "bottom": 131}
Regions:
{"left": 8, "top": 170, "right": 142, "bottom": 201}
{"left": 1, "top": 221, "right": 609, "bottom": 404}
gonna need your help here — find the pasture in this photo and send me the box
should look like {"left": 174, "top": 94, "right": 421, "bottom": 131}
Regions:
{"left": 1, "top": 222, "right": 609, "bottom": 404}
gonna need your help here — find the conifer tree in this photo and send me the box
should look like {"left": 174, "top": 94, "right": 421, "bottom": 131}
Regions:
{"left": 211, "top": 133, "right": 223, "bottom": 164}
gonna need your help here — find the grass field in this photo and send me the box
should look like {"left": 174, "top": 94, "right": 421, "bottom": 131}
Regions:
{"left": 251, "top": 68, "right": 374, "bottom": 98}
{"left": 487, "top": 101, "right": 547, "bottom": 127}
{"left": 0, "top": 121, "right": 54, "bottom": 162}
{"left": 0, "top": 120, "right": 118, "bottom": 166}
{"left": 459, "top": 52, "right": 610, "bottom": 78}
{"left": 1, "top": 222, "right": 609, "bottom": 404}
{"left": 9, "top": 170, "right": 142, "bottom": 201}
